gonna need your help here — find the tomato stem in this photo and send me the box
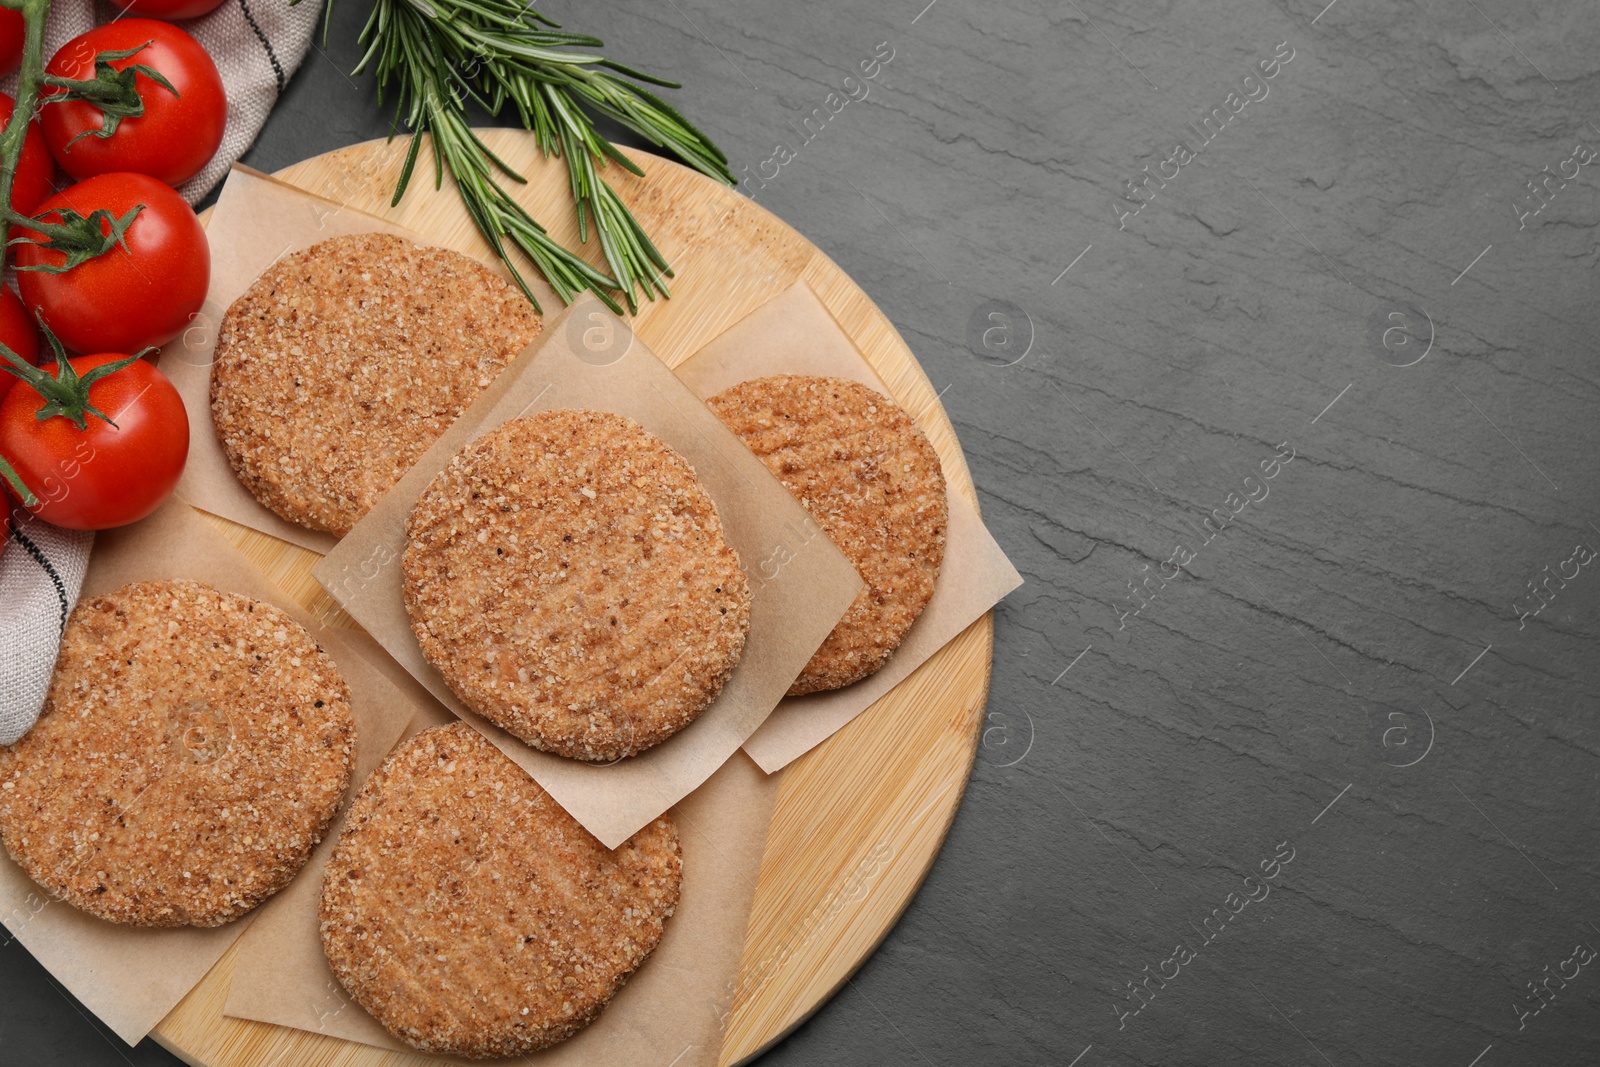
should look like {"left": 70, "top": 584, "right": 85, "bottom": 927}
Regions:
{"left": 8, "top": 203, "right": 143, "bottom": 271}
{"left": 0, "top": 1, "right": 152, "bottom": 260}
{"left": 0, "top": 0, "right": 49, "bottom": 512}
{"left": 0, "top": 317, "right": 150, "bottom": 430}
{"left": 0, "top": 451, "right": 36, "bottom": 506}
{"left": 43, "top": 42, "right": 179, "bottom": 151}
{"left": 0, "top": 0, "right": 51, "bottom": 241}
{"left": 0, "top": 0, "right": 162, "bottom": 440}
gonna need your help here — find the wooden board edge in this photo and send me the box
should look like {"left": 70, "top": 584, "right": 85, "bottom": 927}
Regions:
{"left": 143, "top": 135, "right": 998, "bottom": 1067}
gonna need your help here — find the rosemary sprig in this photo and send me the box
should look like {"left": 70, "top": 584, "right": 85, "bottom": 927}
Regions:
{"left": 343, "top": 0, "right": 734, "bottom": 314}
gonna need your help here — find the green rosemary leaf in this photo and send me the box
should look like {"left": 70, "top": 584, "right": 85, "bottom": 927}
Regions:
{"left": 393, "top": 125, "right": 423, "bottom": 204}
{"left": 595, "top": 58, "right": 681, "bottom": 89}
{"left": 334, "top": 0, "right": 732, "bottom": 311}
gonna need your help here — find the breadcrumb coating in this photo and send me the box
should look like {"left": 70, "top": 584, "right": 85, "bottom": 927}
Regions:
{"left": 404, "top": 410, "right": 751, "bottom": 761}
{"left": 211, "top": 232, "right": 543, "bottom": 536}
{"left": 0, "top": 580, "right": 355, "bottom": 927}
{"left": 707, "top": 375, "right": 946, "bottom": 694}
{"left": 319, "top": 723, "right": 681, "bottom": 1057}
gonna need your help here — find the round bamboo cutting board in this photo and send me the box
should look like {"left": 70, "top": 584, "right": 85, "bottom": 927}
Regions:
{"left": 148, "top": 132, "right": 993, "bottom": 1067}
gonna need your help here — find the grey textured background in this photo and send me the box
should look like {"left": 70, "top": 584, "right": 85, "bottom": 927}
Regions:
{"left": 5, "top": 0, "right": 1600, "bottom": 1064}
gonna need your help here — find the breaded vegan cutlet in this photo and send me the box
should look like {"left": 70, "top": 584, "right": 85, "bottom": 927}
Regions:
{"left": 211, "top": 232, "right": 543, "bottom": 536}
{"left": 707, "top": 375, "right": 947, "bottom": 695}
{"left": 319, "top": 723, "right": 682, "bottom": 1057}
{"left": 0, "top": 579, "right": 355, "bottom": 927}
{"left": 403, "top": 410, "right": 751, "bottom": 761}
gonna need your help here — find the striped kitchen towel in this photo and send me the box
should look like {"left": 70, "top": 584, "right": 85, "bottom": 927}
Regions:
{"left": 1, "top": 505, "right": 92, "bottom": 744}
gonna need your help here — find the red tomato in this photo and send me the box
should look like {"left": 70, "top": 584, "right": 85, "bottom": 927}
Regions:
{"left": 15, "top": 173, "right": 209, "bottom": 355}
{"left": 42, "top": 20, "right": 226, "bottom": 187}
{"left": 0, "top": 8, "right": 22, "bottom": 77}
{"left": 0, "top": 352, "right": 188, "bottom": 529}
{"left": 0, "top": 287, "right": 42, "bottom": 406}
{"left": 109, "top": 0, "right": 227, "bottom": 19}
{"left": 0, "top": 93, "right": 58, "bottom": 217}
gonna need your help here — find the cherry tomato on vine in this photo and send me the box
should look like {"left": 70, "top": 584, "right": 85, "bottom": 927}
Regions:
{"left": 110, "top": 0, "right": 227, "bottom": 20}
{"left": 15, "top": 172, "right": 209, "bottom": 355}
{"left": 0, "top": 351, "right": 188, "bottom": 530}
{"left": 42, "top": 20, "right": 226, "bottom": 187}
{"left": 0, "top": 287, "right": 42, "bottom": 406}
{"left": 0, "top": 93, "right": 58, "bottom": 217}
{"left": 0, "top": 8, "right": 23, "bottom": 77}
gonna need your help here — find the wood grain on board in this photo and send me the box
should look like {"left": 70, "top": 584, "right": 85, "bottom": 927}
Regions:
{"left": 150, "top": 131, "right": 992, "bottom": 1067}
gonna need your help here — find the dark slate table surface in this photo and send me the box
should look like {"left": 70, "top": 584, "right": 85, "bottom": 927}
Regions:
{"left": 6, "top": 0, "right": 1599, "bottom": 1064}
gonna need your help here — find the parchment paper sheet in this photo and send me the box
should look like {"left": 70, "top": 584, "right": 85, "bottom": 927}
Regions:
{"left": 0, "top": 500, "right": 424, "bottom": 1043}
{"left": 224, "top": 699, "right": 780, "bottom": 1066}
{"left": 317, "top": 297, "right": 862, "bottom": 848}
{"left": 673, "top": 283, "right": 1024, "bottom": 772}
{"left": 163, "top": 165, "right": 558, "bottom": 555}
